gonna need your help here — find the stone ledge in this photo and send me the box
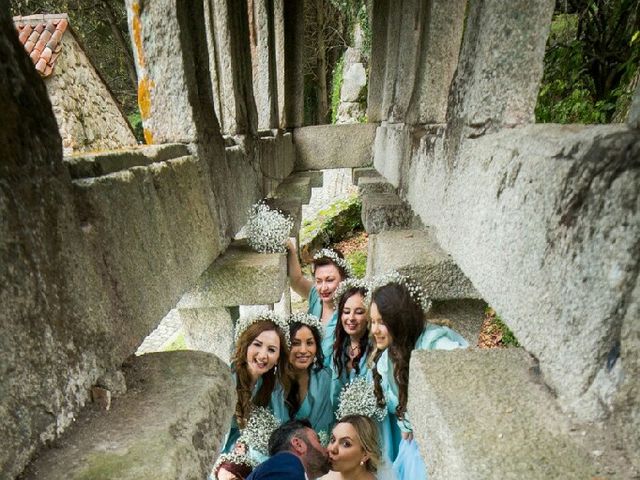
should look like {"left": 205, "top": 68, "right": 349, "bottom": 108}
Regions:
{"left": 275, "top": 174, "right": 312, "bottom": 204}
{"left": 266, "top": 197, "right": 303, "bottom": 236}
{"left": 357, "top": 176, "right": 395, "bottom": 195}
{"left": 22, "top": 351, "right": 235, "bottom": 480}
{"left": 361, "top": 192, "right": 412, "bottom": 234}
{"left": 352, "top": 166, "right": 381, "bottom": 184}
{"left": 408, "top": 348, "right": 597, "bottom": 479}
{"left": 293, "top": 124, "right": 377, "bottom": 170}
{"left": 180, "top": 307, "right": 235, "bottom": 364}
{"left": 367, "top": 229, "right": 480, "bottom": 300}
{"left": 428, "top": 299, "right": 486, "bottom": 345}
{"left": 178, "top": 239, "right": 287, "bottom": 308}
{"left": 64, "top": 143, "right": 191, "bottom": 178}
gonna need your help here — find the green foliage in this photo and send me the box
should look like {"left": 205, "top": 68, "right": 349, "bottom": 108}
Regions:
{"left": 345, "top": 250, "right": 367, "bottom": 279}
{"left": 127, "top": 110, "right": 144, "bottom": 144}
{"left": 330, "top": 54, "right": 345, "bottom": 124}
{"left": 301, "top": 194, "right": 363, "bottom": 248}
{"left": 488, "top": 308, "right": 520, "bottom": 348}
{"left": 536, "top": 1, "right": 640, "bottom": 124}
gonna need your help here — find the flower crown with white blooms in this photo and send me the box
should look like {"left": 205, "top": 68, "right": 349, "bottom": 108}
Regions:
{"left": 366, "top": 271, "right": 432, "bottom": 313}
{"left": 288, "top": 312, "right": 324, "bottom": 336}
{"left": 234, "top": 311, "right": 291, "bottom": 347}
{"left": 313, "top": 248, "right": 353, "bottom": 277}
{"left": 212, "top": 452, "right": 256, "bottom": 476}
{"left": 333, "top": 277, "right": 370, "bottom": 303}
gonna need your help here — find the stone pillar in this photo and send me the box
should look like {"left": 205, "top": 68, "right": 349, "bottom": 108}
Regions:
{"left": 282, "top": 0, "right": 305, "bottom": 128}
{"left": 204, "top": 0, "right": 259, "bottom": 135}
{"left": 248, "top": 0, "right": 279, "bottom": 130}
{"left": 628, "top": 80, "right": 640, "bottom": 129}
{"left": 274, "top": 0, "right": 286, "bottom": 128}
{"left": 367, "top": 0, "right": 465, "bottom": 124}
{"left": 444, "top": 0, "right": 555, "bottom": 155}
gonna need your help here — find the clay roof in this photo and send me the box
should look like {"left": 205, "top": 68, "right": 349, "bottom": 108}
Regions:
{"left": 13, "top": 14, "right": 69, "bottom": 78}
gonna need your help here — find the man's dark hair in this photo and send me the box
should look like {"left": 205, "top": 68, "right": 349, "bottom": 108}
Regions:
{"left": 268, "top": 419, "right": 312, "bottom": 456}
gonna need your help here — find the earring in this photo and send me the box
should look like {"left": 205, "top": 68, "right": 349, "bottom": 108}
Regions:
{"left": 360, "top": 460, "right": 364, "bottom": 466}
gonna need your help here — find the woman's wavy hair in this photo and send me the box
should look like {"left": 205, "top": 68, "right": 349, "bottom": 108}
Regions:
{"left": 232, "top": 320, "right": 291, "bottom": 429}
{"left": 333, "top": 286, "right": 370, "bottom": 378}
{"left": 312, "top": 248, "right": 350, "bottom": 280}
{"left": 370, "top": 282, "right": 425, "bottom": 420}
{"left": 286, "top": 321, "right": 324, "bottom": 418}
{"left": 336, "top": 415, "right": 382, "bottom": 473}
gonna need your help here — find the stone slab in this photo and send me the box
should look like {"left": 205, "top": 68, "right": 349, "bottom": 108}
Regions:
{"left": 266, "top": 196, "right": 303, "bottom": 236}
{"left": 351, "top": 166, "right": 381, "bottom": 184}
{"left": 428, "top": 299, "right": 487, "bottom": 346}
{"left": 408, "top": 348, "right": 597, "bottom": 479}
{"left": 178, "top": 239, "right": 287, "bottom": 308}
{"left": 293, "top": 124, "right": 377, "bottom": 170}
{"left": 357, "top": 176, "right": 395, "bottom": 195}
{"left": 64, "top": 143, "right": 191, "bottom": 178}
{"left": 275, "top": 174, "right": 312, "bottom": 204}
{"left": 180, "top": 307, "right": 235, "bottom": 363}
{"left": 22, "top": 351, "right": 235, "bottom": 480}
{"left": 367, "top": 229, "right": 480, "bottom": 300}
{"left": 361, "top": 192, "right": 412, "bottom": 234}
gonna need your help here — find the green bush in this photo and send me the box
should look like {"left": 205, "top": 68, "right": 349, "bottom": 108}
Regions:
{"left": 345, "top": 250, "right": 367, "bottom": 279}
{"left": 330, "top": 54, "right": 345, "bottom": 124}
{"left": 127, "top": 110, "right": 145, "bottom": 144}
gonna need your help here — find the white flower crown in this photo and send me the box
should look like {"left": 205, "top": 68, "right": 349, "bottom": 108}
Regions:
{"left": 212, "top": 452, "right": 256, "bottom": 476}
{"left": 365, "top": 271, "right": 432, "bottom": 313}
{"left": 234, "top": 311, "right": 291, "bottom": 348}
{"left": 313, "top": 248, "right": 353, "bottom": 278}
{"left": 238, "top": 406, "right": 281, "bottom": 456}
{"left": 333, "top": 277, "right": 370, "bottom": 303}
{"left": 337, "top": 377, "right": 386, "bottom": 422}
{"left": 288, "top": 312, "right": 324, "bottom": 337}
{"left": 246, "top": 201, "right": 294, "bottom": 254}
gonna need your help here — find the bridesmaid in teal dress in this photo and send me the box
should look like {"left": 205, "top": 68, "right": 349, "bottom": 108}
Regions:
{"left": 369, "top": 275, "right": 468, "bottom": 480}
{"left": 330, "top": 279, "right": 372, "bottom": 409}
{"left": 221, "top": 312, "right": 292, "bottom": 455}
{"left": 272, "top": 313, "right": 334, "bottom": 437}
{"left": 286, "top": 240, "right": 352, "bottom": 367}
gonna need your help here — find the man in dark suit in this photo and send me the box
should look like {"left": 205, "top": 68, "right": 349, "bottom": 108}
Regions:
{"left": 246, "top": 419, "right": 330, "bottom": 480}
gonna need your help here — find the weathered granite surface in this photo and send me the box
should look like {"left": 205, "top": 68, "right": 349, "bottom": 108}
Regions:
{"left": 293, "top": 124, "right": 377, "bottom": 170}
{"left": 409, "top": 349, "right": 597, "bottom": 479}
{"left": 180, "top": 307, "right": 236, "bottom": 364}
{"left": 360, "top": 192, "right": 412, "bottom": 234}
{"left": 22, "top": 352, "right": 235, "bottom": 480}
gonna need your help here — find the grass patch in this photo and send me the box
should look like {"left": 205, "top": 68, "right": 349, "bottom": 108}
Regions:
{"left": 345, "top": 250, "right": 367, "bottom": 279}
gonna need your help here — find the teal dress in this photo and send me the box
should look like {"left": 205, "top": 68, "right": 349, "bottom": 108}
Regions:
{"left": 271, "top": 367, "right": 335, "bottom": 436}
{"left": 377, "top": 325, "right": 468, "bottom": 480}
{"left": 222, "top": 373, "right": 263, "bottom": 454}
{"left": 307, "top": 286, "right": 338, "bottom": 368}
{"left": 330, "top": 341, "right": 370, "bottom": 410}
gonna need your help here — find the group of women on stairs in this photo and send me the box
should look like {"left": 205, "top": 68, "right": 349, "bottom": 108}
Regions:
{"left": 211, "top": 241, "right": 468, "bottom": 480}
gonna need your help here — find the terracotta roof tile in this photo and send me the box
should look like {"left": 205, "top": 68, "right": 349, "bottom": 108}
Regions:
{"left": 13, "top": 14, "right": 70, "bottom": 78}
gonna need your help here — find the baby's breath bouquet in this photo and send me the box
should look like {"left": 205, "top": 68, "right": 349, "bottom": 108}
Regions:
{"left": 337, "top": 377, "right": 387, "bottom": 422}
{"left": 246, "top": 201, "right": 293, "bottom": 253}
{"left": 317, "top": 430, "right": 330, "bottom": 448}
{"left": 238, "top": 407, "right": 281, "bottom": 456}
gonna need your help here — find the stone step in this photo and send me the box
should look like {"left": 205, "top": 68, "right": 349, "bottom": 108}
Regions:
{"left": 275, "top": 173, "right": 312, "bottom": 204}
{"left": 177, "top": 239, "right": 286, "bottom": 309}
{"left": 180, "top": 307, "right": 235, "bottom": 363}
{"left": 408, "top": 348, "right": 598, "bottom": 479}
{"left": 296, "top": 169, "right": 324, "bottom": 188}
{"left": 361, "top": 192, "right": 413, "bottom": 234}
{"left": 351, "top": 166, "right": 381, "bottom": 185}
{"left": 265, "top": 196, "right": 303, "bottom": 236}
{"left": 427, "top": 299, "right": 486, "bottom": 345}
{"left": 22, "top": 351, "right": 234, "bottom": 480}
{"left": 367, "top": 229, "right": 480, "bottom": 300}
{"left": 357, "top": 176, "right": 395, "bottom": 195}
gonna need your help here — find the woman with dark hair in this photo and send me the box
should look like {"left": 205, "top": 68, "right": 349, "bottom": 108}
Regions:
{"left": 287, "top": 241, "right": 352, "bottom": 367}
{"left": 330, "top": 279, "right": 371, "bottom": 408}
{"left": 221, "top": 312, "right": 292, "bottom": 455}
{"left": 369, "top": 273, "right": 467, "bottom": 480}
{"left": 272, "top": 313, "right": 334, "bottom": 437}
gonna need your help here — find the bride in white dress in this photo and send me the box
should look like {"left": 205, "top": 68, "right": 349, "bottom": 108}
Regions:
{"left": 321, "top": 415, "right": 397, "bottom": 480}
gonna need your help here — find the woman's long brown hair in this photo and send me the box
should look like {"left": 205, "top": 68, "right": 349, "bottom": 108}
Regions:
{"left": 232, "top": 320, "right": 291, "bottom": 428}
{"left": 370, "top": 283, "right": 425, "bottom": 420}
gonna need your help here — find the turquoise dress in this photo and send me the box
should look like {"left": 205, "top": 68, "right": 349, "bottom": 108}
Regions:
{"left": 330, "top": 341, "right": 370, "bottom": 410}
{"left": 377, "top": 325, "right": 468, "bottom": 480}
{"left": 307, "top": 286, "right": 338, "bottom": 368}
{"left": 222, "top": 373, "right": 263, "bottom": 454}
{"left": 272, "top": 367, "right": 335, "bottom": 436}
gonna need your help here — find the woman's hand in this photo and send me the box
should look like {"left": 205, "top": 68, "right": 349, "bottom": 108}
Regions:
{"left": 401, "top": 431, "right": 414, "bottom": 441}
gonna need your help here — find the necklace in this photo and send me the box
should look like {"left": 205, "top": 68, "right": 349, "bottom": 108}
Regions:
{"left": 348, "top": 343, "right": 360, "bottom": 358}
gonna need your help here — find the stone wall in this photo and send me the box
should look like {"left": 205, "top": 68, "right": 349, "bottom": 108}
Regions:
{"left": 47, "top": 31, "right": 137, "bottom": 155}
